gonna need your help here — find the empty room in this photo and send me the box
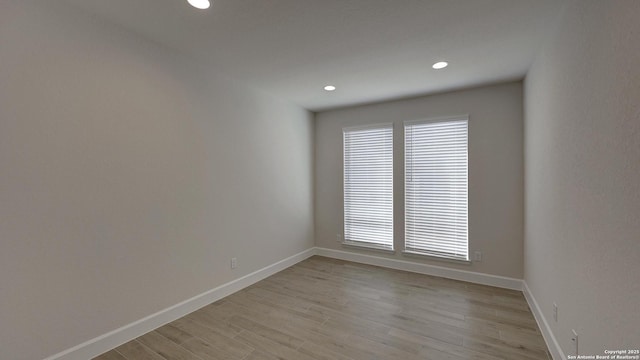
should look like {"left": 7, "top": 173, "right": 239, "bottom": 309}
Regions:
{"left": 1, "top": 1, "right": 638, "bottom": 359}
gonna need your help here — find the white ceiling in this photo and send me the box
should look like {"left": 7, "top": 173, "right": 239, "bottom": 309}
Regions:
{"left": 61, "top": 0, "right": 565, "bottom": 111}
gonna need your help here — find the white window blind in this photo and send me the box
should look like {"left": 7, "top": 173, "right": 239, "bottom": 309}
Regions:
{"left": 404, "top": 117, "right": 468, "bottom": 260}
{"left": 343, "top": 124, "right": 394, "bottom": 250}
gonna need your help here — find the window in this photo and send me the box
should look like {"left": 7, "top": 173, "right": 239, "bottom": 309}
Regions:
{"left": 404, "top": 117, "right": 468, "bottom": 261}
{"left": 343, "top": 124, "right": 394, "bottom": 250}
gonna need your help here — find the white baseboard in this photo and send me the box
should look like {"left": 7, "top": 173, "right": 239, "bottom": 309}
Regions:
{"left": 44, "top": 248, "right": 316, "bottom": 360}
{"left": 44, "top": 247, "right": 558, "bottom": 360}
{"left": 522, "top": 281, "right": 565, "bottom": 360}
{"left": 315, "top": 247, "right": 523, "bottom": 291}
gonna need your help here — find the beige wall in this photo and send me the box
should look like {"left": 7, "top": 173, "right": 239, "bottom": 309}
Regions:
{"left": 524, "top": 0, "right": 640, "bottom": 356}
{"left": 0, "top": 2, "right": 314, "bottom": 360}
{"left": 315, "top": 82, "right": 524, "bottom": 278}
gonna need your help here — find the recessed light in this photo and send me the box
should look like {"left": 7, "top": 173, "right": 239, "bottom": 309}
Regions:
{"left": 324, "top": 85, "right": 336, "bottom": 91}
{"left": 188, "top": 0, "right": 210, "bottom": 10}
{"left": 432, "top": 61, "right": 448, "bottom": 70}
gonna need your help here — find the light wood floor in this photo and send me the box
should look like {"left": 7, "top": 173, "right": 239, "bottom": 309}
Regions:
{"left": 94, "top": 256, "right": 550, "bottom": 360}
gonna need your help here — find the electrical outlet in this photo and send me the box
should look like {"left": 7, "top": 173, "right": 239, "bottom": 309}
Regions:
{"left": 571, "top": 329, "right": 578, "bottom": 355}
{"left": 231, "top": 257, "right": 237, "bottom": 269}
{"left": 553, "top": 303, "right": 558, "bottom": 322}
{"left": 474, "top": 251, "right": 482, "bottom": 262}
{"left": 336, "top": 233, "right": 342, "bottom": 243}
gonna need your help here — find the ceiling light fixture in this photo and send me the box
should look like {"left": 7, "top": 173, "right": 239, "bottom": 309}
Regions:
{"left": 188, "top": 0, "right": 210, "bottom": 10}
{"left": 324, "top": 85, "right": 336, "bottom": 91}
{"left": 432, "top": 61, "right": 448, "bottom": 70}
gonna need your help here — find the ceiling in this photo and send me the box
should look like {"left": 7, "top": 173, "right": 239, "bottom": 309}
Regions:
{"left": 60, "top": 0, "right": 566, "bottom": 111}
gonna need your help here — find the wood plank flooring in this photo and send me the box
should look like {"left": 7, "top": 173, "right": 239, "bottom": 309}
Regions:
{"left": 94, "top": 256, "right": 550, "bottom": 360}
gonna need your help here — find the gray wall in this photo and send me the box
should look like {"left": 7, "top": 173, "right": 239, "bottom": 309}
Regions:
{"left": 524, "top": 0, "right": 640, "bottom": 355}
{"left": 315, "top": 82, "right": 524, "bottom": 278}
{"left": 0, "top": 2, "right": 314, "bottom": 360}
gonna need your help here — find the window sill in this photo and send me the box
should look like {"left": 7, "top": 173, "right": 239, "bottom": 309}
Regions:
{"left": 402, "top": 250, "right": 471, "bottom": 265}
{"left": 341, "top": 241, "right": 395, "bottom": 254}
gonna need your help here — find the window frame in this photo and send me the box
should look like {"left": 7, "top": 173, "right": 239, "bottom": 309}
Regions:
{"left": 342, "top": 123, "right": 394, "bottom": 252}
{"left": 403, "top": 115, "right": 469, "bottom": 262}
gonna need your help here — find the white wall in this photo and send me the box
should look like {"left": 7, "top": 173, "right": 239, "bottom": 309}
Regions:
{"left": 524, "top": 0, "right": 640, "bottom": 356}
{"left": 315, "top": 82, "right": 524, "bottom": 278}
{"left": 0, "top": 2, "right": 314, "bottom": 360}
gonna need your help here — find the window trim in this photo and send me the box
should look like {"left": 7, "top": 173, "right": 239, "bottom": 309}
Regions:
{"left": 342, "top": 122, "right": 394, "bottom": 251}
{"left": 403, "top": 114, "right": 469, "bottom": 126}
{"left": 403, "top": 115, "right": 469, "bottom": 261}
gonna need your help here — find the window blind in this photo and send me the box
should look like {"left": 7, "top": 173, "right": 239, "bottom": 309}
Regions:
{"left": 343, "top": 124, "right": 394, "bottom": 250}
{"left": 404, "top": 118, "right": 468, "bottom": 260}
